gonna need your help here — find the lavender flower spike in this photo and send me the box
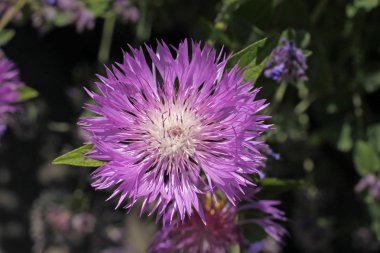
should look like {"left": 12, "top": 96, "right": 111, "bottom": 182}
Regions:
{"left": 0, "top": 51, "right": 23, "bottom": 136}
{"left": 264, "top": 39, "right": 308, "bottom": 85}
{"left": 149, "top": 195, "right": 286, "bottom": 253}
{"left": 79, "top": 40, "right": 271, "bottom": 222}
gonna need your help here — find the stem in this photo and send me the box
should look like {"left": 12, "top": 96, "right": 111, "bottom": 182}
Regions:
{"left": 311, "top": 0, "right": 328, "bottom": 25}
{"left": 269, "top": 82, "right": 287, "bottom": 114}
{"left": 207, "top": 0, "right": 242, "bottom": 46}
{"left": 98, "top": 12, "right": 116, "bottom": 64}
{"left": 0, "top": 0, "right": 26, "bottom": 30}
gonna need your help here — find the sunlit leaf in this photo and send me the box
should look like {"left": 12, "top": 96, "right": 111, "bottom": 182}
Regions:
{"left": 18, "top": 86, "right": 39, "bottom": 102}
{"left": 228, "top": 35, "right": 280, "bottom": 83}
{"left": 52, "top": 145, "right": 106, "bottom": 167}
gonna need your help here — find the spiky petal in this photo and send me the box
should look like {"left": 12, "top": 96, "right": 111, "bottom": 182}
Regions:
{"left": 0, "top": 51, "right": 22, "bottom": 136}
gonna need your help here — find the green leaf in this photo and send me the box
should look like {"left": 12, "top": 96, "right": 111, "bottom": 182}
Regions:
{"left": 228, "top": 35, "right": 280, "bottom": 84}
{"left": 363, "top": 70, "right": 380, "bottom": 93}
{"left": 354, "top": 140, "right": 380, "bottom": 175}
{"left": 0, "top": 29, "right": 15, "bottom": 46}
{"left": 368, "top": 124, "right": 380, "bottom": 153}
{"left": 303, "top": 49, "right": 313, "bottom": 57}
{"left": 337, "top": 122, "right": 353, "bottom": 152}
{"left": 84, "top": 0, "right": 110, "bottom": 16}
{"left": 18, "top": 86, "right": 39, "bottom": 102}
{"left": 52, "top": 145, "right": 106, "bottom": 167}
{"left": 261, "top": 177, "right": 304, "bottom": 189}
{"left": 18, "top": 86, "right": 38, "bottom": 102}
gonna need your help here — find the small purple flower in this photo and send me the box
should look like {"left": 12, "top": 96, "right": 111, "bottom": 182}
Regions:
{"left": 0, "top": 51, "right": 22, "bottom": 136}
{"left": 355, "top": 174, "right": 380, "bottom": 200}
{"left": 148, "top": 195, "right": 286, "bottom": 253}
{"left": 32, "top": 0, "right": 94, "bottom": 32}
{"left": 264, "top": 39, "right": 308, "bottom": 85}
{"left": 79, "top": 40, "right": 271, "bottom": 222}
{"left": 112, "top": 0, "right": 139, "bottom": 23}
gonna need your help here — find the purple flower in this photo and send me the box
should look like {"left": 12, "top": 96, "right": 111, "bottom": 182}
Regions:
{"left": 79, "top": 40, "right": 271, "bottom": 222}
{"left": 355, "top": 173, "right": 380, "bottom": 200}
{"left": 148, "top": 195, "right": 286, "bottom": 253}
{"left": 112, "top": 0, "right": 139, "bottom": 23}
{"left": 264, "top": 39, "right": 308, "bottom": 84}
{"left": 0, "top": 51, "right": 22, "bottom": 136}
{"left": 32, "top": 0, "right": 94, "bottom": 32}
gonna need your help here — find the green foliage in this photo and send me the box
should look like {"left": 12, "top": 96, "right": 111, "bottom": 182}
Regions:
{"left": 354, "top": 140, "right": 380, "bottom": 175}
{"left": 362, "top": 70, "right": 380, "bottom": 93}
{"left": 52, "top": 145, "right": 106, "bottom": 167}
{"left": 0, "top": 29, "right": 15, "bottom": 46}
{"left": 18, "top": 86, "right": 39, "bottom": 102}
{"left": 337, "top": 122, "right": 353, "bottom": 152}
{"left": 228, "top": 35, "right": 280, "bottom": 83}
{"left": 84, "top": 0, "right": 110, "bottom": 17}
{"left": 261, "top": 177, "right": 303, "bottom": 190}
{"left": 368, "top": 124, "right": 380, "bottom": 153}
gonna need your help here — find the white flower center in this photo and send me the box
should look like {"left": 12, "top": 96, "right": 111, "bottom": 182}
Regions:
{"left": 143, "top": 104, "right": 201, "bottom": 158}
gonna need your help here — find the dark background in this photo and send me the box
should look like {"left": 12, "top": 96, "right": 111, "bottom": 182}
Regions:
{"left": 1, "top": 0, "right": 380, "bottom": 252}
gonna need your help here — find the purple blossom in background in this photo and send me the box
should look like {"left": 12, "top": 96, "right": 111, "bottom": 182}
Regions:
{"left": 79, "top": 40, "right": 271, "bottom": 222}
{"left": 112, "top": 0, "right": 139, "bottom": 23}
{"left": 148, "top": 195, "right": 286, "bottom": 253}
{"left": 32, "top": 0, "right": 94, "bottom": 32}
{"left": 264, "top": 39, "right": 308, "bottom": 85}
{"left": 355, "top": 173, "right": 380, "bottom": 200}
{"left": 0, "top": 51, "right": 23, "bottom": 136}
{"left": 0, "top": 0, "right": 12, "bottom": 16}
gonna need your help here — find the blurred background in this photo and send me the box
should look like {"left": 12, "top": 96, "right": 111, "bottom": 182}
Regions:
{"left": 1, "top": 0, "right": 380, "bottom": 252}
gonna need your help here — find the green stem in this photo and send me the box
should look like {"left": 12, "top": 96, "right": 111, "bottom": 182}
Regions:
{"left": 98, "top": 12, "right": 116, "bottom": 64}
{"left": 269, "top": 82, "right": 287, "bottom": 114}
{"left": 0, "top": 0, "right": 26, "bottom": 30}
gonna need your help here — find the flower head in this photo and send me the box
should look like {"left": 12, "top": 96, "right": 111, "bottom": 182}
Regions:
{"left": 264, "top": 39, "right": 308, "bottom": 84}
{"left": 0, "top": 51, "right": 22, "bottom": 136}
{"left": 148, "top": 195, "right": 286, "bottom": 253}
{"left": 80, "top": 40, "right": 270, "bottom": 222}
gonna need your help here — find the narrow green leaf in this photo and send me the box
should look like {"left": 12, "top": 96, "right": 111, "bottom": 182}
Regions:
{"left": 52, "top": 145, "right": 106, "bottom": 167}
{"left": 18, "top": 86, "right": 39, "bottom": 102}
{"left": 262, "top": 177, "right": 304, "bottom": 189}
{"left": 0, "top": 29, "right": 15, "bottom": 46}
{"left": 228, "top": 35, "right": 280, "bottom": 84}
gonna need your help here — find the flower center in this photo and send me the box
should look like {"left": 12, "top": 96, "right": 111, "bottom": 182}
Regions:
{"left": 142, "top": 104, "right": 201, "bottom": 158}
{"left": 167, "top": 126, "right": 184, "bottom": 138}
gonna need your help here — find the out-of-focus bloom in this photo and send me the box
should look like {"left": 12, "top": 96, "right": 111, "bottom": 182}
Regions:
{"left": 47, "top": 207, "right": 72, "bottom": 232}
{"left": 31, "top": 192, "right": 95, "bottom": 253}
{"left": 112, "top": 0, "right": 139, "bottom": 23}
{"left": 249, "top": 238, "right": 281, "bottom": 253}
{"left": 0, "top": 0, "right": 12, "bottom": 16}
{"left": 79, "top": 40, "right": 271, "bottom": 222}
{"left": 264, "top": 39, "right": 308, "bottom": 84}
{"left": 148, "top": 195, "right": 286, "bottom": 253}
{"left": 71, "top": 213, "right": 96, "bottom": 233}
{"left": 0, "top": 51, "right": 23, "bottom": 136}
{"left": 355, "top": 173, "right": 380, "bottom": 200}
{"left": 31, "top": 0, "right": 94, "bottom": 32}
